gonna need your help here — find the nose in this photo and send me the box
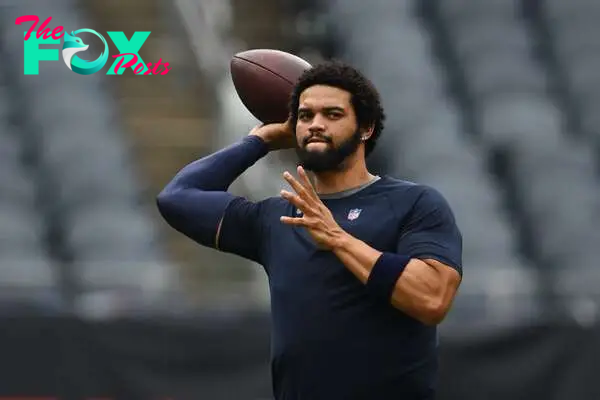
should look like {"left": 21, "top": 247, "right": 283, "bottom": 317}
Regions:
{"left": 308, "top": 114, "right": 326, "bottom": 133}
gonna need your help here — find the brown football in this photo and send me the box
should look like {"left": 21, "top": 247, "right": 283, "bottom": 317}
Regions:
{"left": 230, "top": 49, "right": 312, "bottom": 124}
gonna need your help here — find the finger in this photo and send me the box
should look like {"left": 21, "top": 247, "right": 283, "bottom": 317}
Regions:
{"left": 280, "top": 190, "right": 311, "bottom": 212}
{"left": 280, "top": 216, "right": 307, "bottom": 226}
{"left": 283, "top": 171, "right": 312, "bottom": 201}
{"left": 297, "top": 166, "right": 318, "bottom": 200}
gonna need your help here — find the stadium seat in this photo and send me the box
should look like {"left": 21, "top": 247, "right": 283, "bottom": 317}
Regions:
{"left": 0, "top": 255, "right": 63, "bottom": 315}
{"left": 579, "top": 99, "right": 600, "bottom": 142}
{"left": 442, "top": 261, "right": 542, "bottom": 333}
{"left": 544, "top": 0, "right": 600, "bottom": 20}
{"left": 325, "top": 0, "right": 416, "bottom": 25}
{"left": 0, "top": 126, "right": 22, "bottom": 162}
{"left": 0, "top": 174, "right": 38, "bottom": 217}
{"left": 451, "top": 21, "right": 532, "bottom": 63}
{"left": 438, "top": 0, "right": 518, "bottom": 24}
{"left": 478, "top": 94, "right": 564, "bottom": 149}
{"left": 0, "top": 206, "right": 46, "bottom": 248}
{"left": 0, "top": 86, "right": 10, "bottom": 119}
{"left": 28, "top": 87, "right": 114, "bottom": 128}
{"left": 0, "top": 186, "right": 61, "bottom": 311}
{"left": 509, "top": 135, "right": 600, "bottom": 264}
{"left": 562, "top": 54, "right": 600, "bottom": 100}
{"left": 462, "top": 55, "right": 548, "bottom": 100}
{"left": 64, "top": 206, "right": 159, "bottom": 262}
{"left": 539, "top": 0, "right": 600, "bottom": 182}
{"left": 551, "top": 23, "right": 600, "bottom": 62}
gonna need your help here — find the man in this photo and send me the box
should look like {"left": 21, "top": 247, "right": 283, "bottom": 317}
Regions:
{"left": 157, "top": 61, "right": 462, "bottom": 400}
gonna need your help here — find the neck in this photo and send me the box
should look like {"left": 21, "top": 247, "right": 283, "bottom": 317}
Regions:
{"left": 312, "top": 154, "right": 375, "bottom": 195}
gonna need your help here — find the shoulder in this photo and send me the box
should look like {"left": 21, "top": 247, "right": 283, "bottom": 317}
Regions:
{"left": 411, "top": 185, "right": 453, "bottom": 213}
{"left": 254, "top": 195, "right": 291, "bottom": 218}
{"left": 258, "top": 196, "right": 288, "bottom": 208}
{"left": 376, "top": 177, "right": 453, "bottom": 216}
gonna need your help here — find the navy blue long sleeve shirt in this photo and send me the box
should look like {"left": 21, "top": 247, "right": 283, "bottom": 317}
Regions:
{"left": 157, "top": 135, "right": 463, "bottom": 400}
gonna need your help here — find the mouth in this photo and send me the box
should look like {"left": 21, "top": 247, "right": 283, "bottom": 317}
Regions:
{"left": 306, "top": 137, "right": 330, "bottom": 145}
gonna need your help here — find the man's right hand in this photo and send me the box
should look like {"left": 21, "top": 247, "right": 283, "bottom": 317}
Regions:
{"left": 249, "top": 118, "right": 296, "bottom": 151}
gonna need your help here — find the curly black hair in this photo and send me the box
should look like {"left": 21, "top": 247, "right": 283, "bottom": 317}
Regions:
{"left": 288, "top": 60, "right": 386, "bottom": 157}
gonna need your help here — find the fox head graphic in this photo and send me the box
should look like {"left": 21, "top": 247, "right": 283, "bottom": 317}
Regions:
{"left": 62, "top": 31, "right": 89, "bottom": 70}
{"left": 60, "top": 29, "right": 109, "bottom": 75}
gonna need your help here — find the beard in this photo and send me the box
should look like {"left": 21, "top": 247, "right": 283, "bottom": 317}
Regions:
{"left": 295, "top": 129, "right": 362, "bottom": 172}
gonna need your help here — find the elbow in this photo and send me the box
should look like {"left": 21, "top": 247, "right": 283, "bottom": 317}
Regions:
{"left": 156, "top": 190, "right": 191, "bottom": 238}
{"left": 156, "top": 189, "right": 179, "bottom": 224}
{"left": 156, "top": 190, "right": 170, "bottom": 214}
{"left": 394, "top": 290, "right": 448, "bottom": 326}
{"left": 390, "top": 291, "right": 449, "bottom": 326}
{"left": 419, "top": 299, "right": 449, "bottom": 326}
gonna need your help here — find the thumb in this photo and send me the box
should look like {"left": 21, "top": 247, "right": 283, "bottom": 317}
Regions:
{"left": 249, "top": 123, "right": 265, "bottom": 135}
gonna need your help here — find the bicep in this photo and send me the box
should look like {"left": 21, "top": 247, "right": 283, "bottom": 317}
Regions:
{"left": 391, "top": 258, "right": 461, "bottom": 324}
{"left": 217, "top": 197, "right": 269, "bottom": 264}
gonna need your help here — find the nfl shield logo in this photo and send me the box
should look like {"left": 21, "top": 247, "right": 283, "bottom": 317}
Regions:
{"left": 347, "top": 208, "right": 362, "bottom": 221}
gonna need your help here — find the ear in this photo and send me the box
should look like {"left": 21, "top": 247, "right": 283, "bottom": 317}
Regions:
{"left": 360, "top": 124, "right": 375, "bottom": 142}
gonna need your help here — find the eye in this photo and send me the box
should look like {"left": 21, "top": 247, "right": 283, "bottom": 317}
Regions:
{"left": 298, "top": 112, "right": 312, "bottom": 122}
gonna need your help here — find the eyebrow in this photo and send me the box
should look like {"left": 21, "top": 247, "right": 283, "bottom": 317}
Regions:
{"left": 298, "top": 106, "right": 346, "bottom": 113}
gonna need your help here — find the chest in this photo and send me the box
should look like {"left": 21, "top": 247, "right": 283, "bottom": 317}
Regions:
{"left": 265, "top": 199, "right": 400, "bottom": 285}
{"left": 332, "top": 203, "right": 396, "bottom": 248}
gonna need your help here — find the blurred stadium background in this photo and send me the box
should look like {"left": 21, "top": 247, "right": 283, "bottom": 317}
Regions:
{"left": 0, "top": 0, "right": 599, "bottom": 398}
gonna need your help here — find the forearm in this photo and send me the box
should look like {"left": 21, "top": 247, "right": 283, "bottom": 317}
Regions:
{"left": 156, "top": 135, "right": 268, "bottom": 246}
{"left": 332, "top": 233, "right": 445, "bottom": 325}
{"left": 331, "top": 233, "right": 382, "bottom": 284}
{"left": 161, "top": 135, "right": 269, "bottom": 193}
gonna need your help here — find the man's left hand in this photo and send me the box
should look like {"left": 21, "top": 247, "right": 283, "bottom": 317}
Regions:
{"left": 280, "top": 166, "right": 345, "bottom": 250}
